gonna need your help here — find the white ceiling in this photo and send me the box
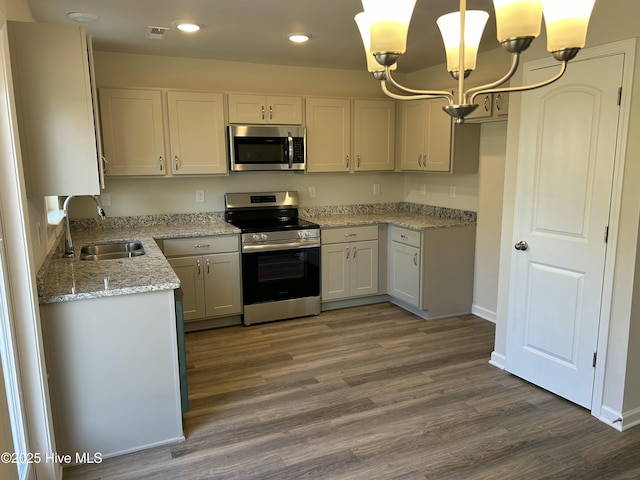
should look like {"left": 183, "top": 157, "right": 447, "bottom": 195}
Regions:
{"left": 25, "top": 0, "right": 499, "bottom": 73}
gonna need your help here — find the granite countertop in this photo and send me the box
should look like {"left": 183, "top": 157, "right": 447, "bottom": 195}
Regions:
{"left": 304, "top": 212, "right": 474, "bottom": 230}
{"left": 37, "top": 219, "right": 239, "bottom": 305}
{"left": 37, "top": 204, "right": 476, "bottom": 305}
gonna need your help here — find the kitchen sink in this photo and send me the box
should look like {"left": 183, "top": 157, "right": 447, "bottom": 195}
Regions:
{"left": 79, "top": 240, "right": 145, "bottom": 261}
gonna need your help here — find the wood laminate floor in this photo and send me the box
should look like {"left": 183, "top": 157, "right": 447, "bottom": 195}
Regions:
{"left": 64, "top": 303, "right": 640, "bottom": 479}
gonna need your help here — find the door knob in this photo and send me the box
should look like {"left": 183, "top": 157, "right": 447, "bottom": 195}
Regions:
{"left": 514, "top": 241, "right": 529, "bottom": 251}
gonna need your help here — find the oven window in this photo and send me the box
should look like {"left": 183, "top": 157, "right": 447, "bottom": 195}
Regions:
{"left": 257, "top": 252, "right": 307, "bottom": 283}
{"left": 242, "top": 247, "right": 320, "bottom": 304}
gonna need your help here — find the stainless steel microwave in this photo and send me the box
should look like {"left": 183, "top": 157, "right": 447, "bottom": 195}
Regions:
{"left": 228, "top": 125, "right": 306, "bottom": 172}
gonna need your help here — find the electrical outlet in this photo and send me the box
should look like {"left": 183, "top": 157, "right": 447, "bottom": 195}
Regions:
{"left": 373, "top": 183, "right": 381, "bottom": 195}
{"left": 309, "top": 186, "right": 317, "bottom": 198}
{"left": 449, "top": 186, "right": 456, "bottom": 198}
{"left": 195, "top": 190, "right": 205, "bottom": 203}
{"left": 101, "top": 193, "right": 111, "bottom": 207}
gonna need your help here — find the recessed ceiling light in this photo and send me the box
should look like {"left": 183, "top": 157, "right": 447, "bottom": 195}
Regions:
{"left": 67, "top": 12, "right": 99, "bottom": 23}
{"left": 176, "top": 23, "right": 201, "bottom": 33}
{"left": 288, "top": 33, "right": 311, "bottom": 44}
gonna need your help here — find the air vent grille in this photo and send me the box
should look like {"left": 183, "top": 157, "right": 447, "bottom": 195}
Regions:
{"left": 146, "top": 26, "right": 170, "bottom": 40}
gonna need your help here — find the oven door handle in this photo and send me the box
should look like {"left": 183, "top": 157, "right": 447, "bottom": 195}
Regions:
{"left": 243, "top": 240, "right": 319, "bottom": 253}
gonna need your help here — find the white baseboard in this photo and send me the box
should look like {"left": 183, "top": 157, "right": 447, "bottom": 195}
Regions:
{"left": 598, "top": 405, "right": 623, "bottom": 431}
{"left": 489, "top": 351, "right": 506, "bottom": 370}
{"left": 472, "top": 304, "right": 496, "bottom": 323}
{"left": 621, "top": 406, "right": 640, "bottom": 431}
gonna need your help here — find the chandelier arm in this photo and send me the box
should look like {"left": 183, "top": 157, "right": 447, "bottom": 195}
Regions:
{"left": 472, "top": 61, "right": 568, "bottom": 99}
{"left": 384, "top": 67, "right": 454, "bottom": 100}
{"left": 466, "top": 53, "right": 520, "bottom": 104}
{"left": 380, "top": 81, "right": 453, "bottom": 101}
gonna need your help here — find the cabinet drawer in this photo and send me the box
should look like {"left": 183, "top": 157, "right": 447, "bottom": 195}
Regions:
{"left": 322, "top": 225, "right": 378, "bottom": 244}
{"left": 162, "top": 235, "right": 239, "bottom": 256}
{"left": 390, "top": 226, "right": 421, "bottom": 248}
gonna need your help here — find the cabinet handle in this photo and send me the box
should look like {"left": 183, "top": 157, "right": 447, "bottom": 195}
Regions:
{"left": 261, "top": 105, "right": 265, "bottom": 120}
{"left": 417, "top": 154, "right": 422, "bottom": 167}
{"left": 346, "top": 155, "right": 350, "bottom": 169}
{"left": 196, "top": 259, "right": 201, "bottom": 275}
{"left": 346, "top": 246, "right": 350, "bottom": 259}
{"left": 344, "top": 233, "right": 357, "bottom": 238}
{"left": 194, "top": 244, "right": 210, "bottom": 248}
{"left": 352, "top": 246, "right": 357, "bottom": 258}
{"left": 206, "top": 258, "right": 210, "bottom": 274}
{"left": 174, "top": 155, "right": 180, "bottom": 170}
{"left": 159, "top": 156, "right": 164, "bottom": 171}
{"left": 495, "top": 93, "right": 503, "bottom": 111}
{"left": 357, "top": 155, "right": 361, "bottom": 168}
{"left": 400, "top": 234, "right": 408, "bottom": 240}
{"left": 269, "top": 105, "right": 273, "bottom": 120}
{"left": 484, "top": 95, "right": 491, "bottom": 112}
{"left": 413, "top": 253, "right": 418, "bottom": 266}
{"left": 422, "top": 153, "right": 427, "bottom": 167}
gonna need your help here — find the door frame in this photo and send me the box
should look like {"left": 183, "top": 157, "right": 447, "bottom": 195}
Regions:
{"left": 495, "top": 38, "right": 636, "bottom": 428}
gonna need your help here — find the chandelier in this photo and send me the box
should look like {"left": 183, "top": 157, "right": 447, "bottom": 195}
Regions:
{"left": 355, "top": 0, "right": 596, "bottom": 123}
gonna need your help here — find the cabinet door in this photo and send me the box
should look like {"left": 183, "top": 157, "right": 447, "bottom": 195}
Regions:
{"left": 424, "top": 98, "right": 452, "bottom": 172}
{"left": 351, "top": 240, "right": 379, "bottom": 297}
{"left": 353, "top": 100, "right": 395, "bottom": 171}
{"left": 267, "top": 95, "right": 303, "bottom": 124}
{"left": 99, "top": 88, "right": 166, "bottom": 176}
{"left": 465, "top": 93, "right": 493, "bottom": 121}
{"left": 8, "top": 21, "right": 100, "bottom": 196}
{"left": 228, "top": 94, "right": 302, "bottom": 124}
{"left": 388, "top": 241, "right": 421, "bottom": 307}
{"left": 399, "top": 100, "right": 427, "bottom": 171}
{"left": 168, "top": 257, "right": 206, "bottom": 321}
{"left": 228, "top": 93, "right": 266, "bottom": 124}
{"left": 306, "top": 98, "right": 351, "bottom": 172}
{"left": 493, "top": 92, "right": 509, "bottom": 117}
{"left": 203, "top": 253, "right": 242, "bottom": 318}
{"left": 167, "top": 91, "right": 227, "bottom": 175}
{"left": 321, "top": 243, "right": 350, "bottom": 301}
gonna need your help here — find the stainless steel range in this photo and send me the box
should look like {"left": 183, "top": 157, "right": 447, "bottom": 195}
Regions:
{"left": 224, "top": 191, "right": 320, "bottom": 326}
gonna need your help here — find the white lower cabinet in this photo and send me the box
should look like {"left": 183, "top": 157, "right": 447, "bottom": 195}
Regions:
{"left": 321, "top": 226, "right": 378, "bottom": 301}
{"left": 388, "top": 229, "right": 421, "bottom": 308}
{"left": 163, "top": 236, "right": 242, "bottom": 329}
{"left": 41, "top": 290, "right": 183, "bottom": 457}
{"left": 388, "top": 224, "right": 476, "bottom": 318}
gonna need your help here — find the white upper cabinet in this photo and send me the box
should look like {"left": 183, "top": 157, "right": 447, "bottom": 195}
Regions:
{"left": 306, "top": 97, "right": 395, "bottom": 173}
{"left": 465, "top": 92, "right": 509, "bottom": 122}
{"left": 353, "top": 100, "right": 395, "bottom": 172}
{"left": 228, "top": 94, "right": 302, "bottom": 125}
{"left": 99, "top": 88, "right": 166, "bottom": 176}
{"left": 166, "top": 91, "right": 227, "bottom": 175}
{"left": 305, "top": 97, "right": 351, "bottom": 172}
{"left": 7, "top": 21, "right": 102, "bottom": 197}
{"left": 397, "top": 98, "right": 480, "bottom": 174}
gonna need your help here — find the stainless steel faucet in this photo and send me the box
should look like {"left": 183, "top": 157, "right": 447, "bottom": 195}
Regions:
{"left": 63, "top": 195, "right": 106, "bottom": 257}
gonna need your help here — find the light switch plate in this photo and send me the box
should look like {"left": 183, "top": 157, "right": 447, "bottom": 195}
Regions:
{"left": 195, "top": 190, "right": 205, "bottom": 203}
{"left": 373, "top": 184, "right": 381, "bottom": 195}
{"left": 309, "top": 186, "right": 317, "bottom": 198}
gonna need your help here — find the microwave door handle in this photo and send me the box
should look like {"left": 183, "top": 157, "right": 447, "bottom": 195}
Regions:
{"left": 287, "top": 132, "right": 294, "bottom": 169}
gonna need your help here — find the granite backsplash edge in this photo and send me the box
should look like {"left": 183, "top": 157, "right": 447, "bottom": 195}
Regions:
{"left": 71, "top": 202, "right": 476, "bottom": 230}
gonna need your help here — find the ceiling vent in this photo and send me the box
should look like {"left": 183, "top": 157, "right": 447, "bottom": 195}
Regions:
{"left": 146, "top": 26, "right": 170, "bottom": 40}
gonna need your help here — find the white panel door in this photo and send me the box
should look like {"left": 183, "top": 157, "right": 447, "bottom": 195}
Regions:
{"left": 506, "top": 54, "right": 624, "bottom": 408}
